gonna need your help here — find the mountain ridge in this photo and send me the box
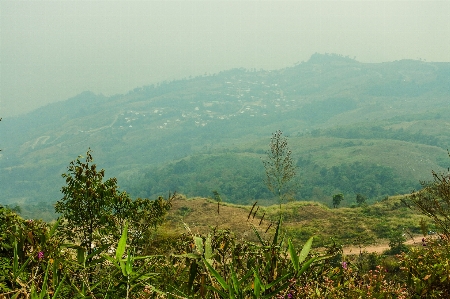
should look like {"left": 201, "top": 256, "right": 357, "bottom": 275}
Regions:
{"left": 1, "top": 53, "right": 450, "bottom": 217}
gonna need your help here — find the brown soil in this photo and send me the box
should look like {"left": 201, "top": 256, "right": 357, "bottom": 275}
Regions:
{"left": 342, "top": 236, "right": 423, "bottom": 255}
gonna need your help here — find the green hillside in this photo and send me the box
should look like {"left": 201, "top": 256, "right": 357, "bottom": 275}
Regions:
{"left": 1, "top": 54, "right": 450, "bottom": 219}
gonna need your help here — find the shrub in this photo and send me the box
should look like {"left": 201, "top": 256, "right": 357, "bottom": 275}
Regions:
{"left": 400, "top": 237, "right": 450, "bottom": 298}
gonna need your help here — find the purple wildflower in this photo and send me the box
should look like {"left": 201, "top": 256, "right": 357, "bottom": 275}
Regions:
{"left": 38, "top": 251, "right": 44, "bottom": 260}
{"left": 341, "top": 261, "right": 348, "bottom": 269}
{"left": 288, "top": 294, "right": 293, "bottom": 298}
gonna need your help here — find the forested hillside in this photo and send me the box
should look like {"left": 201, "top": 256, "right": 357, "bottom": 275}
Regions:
{"left": 1, "top": 53, "right": 450, "bottom": 219}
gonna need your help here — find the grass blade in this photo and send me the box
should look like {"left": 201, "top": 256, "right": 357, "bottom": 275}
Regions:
{"left": 203, "top": 258, "right": 229, "bottom": 291}
{"left": 272, "top": 216, "right": 282, "bottom": 246}
{"left": 253, "top": 270, "right": 263, "bottom": 298}
{"left": 251, "top": 224, "right": 266, "bottom": 246}
{"left": 288, "top": 239, "right": 299, "bottom": 272}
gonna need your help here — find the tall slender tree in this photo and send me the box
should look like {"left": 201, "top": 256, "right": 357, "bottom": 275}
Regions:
{"left": 262, "top": 130, "right": 297, "bottom": 214}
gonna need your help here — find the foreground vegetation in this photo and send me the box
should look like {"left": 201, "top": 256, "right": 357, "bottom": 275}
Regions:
{"left": 2, "top": 150, "right": 450, "bottom": 298}
{"left": 2, "top": 200, "right": 450, "bottom": 298}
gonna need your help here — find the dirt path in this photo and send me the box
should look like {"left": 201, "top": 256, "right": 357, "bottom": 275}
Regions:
{"left": 343, "top": 236, "right": 423, "bottom": 255}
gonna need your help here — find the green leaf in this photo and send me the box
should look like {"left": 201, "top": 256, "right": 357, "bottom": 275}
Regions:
{"left": 39, "top": 264, "right": 49, "bottom": 299}
{"left": 299, "top": 236, "right": 314, "bottom": 264}
{"left": 204, "top": 234, "right": 212, "bottom": 260}
{"left": 86, "top": 244, "right": 110, "bottom": 261}
{"left": 13, "top": 241, "right": 18, "bottom": 275}
{"left": 203, "top": 258, "right": 229, "bottom": 291}
{"left": 51, "top": 275, "right": 65, "bottom": 299}
{"left": 230, "top": 264, "right": 240, "bottom": 294}
{"left": 126, "top": 253, "right": 133, "bottom": 276}
{"left": 120, "top": 259, "right": 126, "bottom": 276}
{"left": 188, "top": 261, "right": 198, "bottom": 292}
{"left": 253, "top": 270, "right": 263, "bottom": 298}
{"left": 103, "top": 255, "right": 119, "bottom": 268}
{"left": 194, "top": 236, "right": 204, "bottom": 255}
{"left": 116, "top": 222, "right": 128, "bottom": 261}
{"left": 132, "top": 254, "right": 165, "bottom": 260}
{"left": 239, "top": 269, "right": 254, "bottom": 290}
{"left": 288, "top": 239, "right": 299, "bottom": 272}
{"left": 205, "top": 285, "right": 228, "bottom": 298}
{"left": 49, "top": 218, "right": 61, "bottom": 238}
{"left": 262, "top": 280, "right": 291, "bottom": 299}
{"left": 172, "top": 253, "right": 201, "bottom": 259}
{"left": 77, "top": 248, "right": 85, "bottom": 266}
{"left": 298, "top": 257, "right": 317, "bottom": 276}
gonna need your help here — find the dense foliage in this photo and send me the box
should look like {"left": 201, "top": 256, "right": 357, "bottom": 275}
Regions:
{"left": 2, "top": 201, "right": 450, "bottom": 298}
{"left": 2, "top": 150, "right": 450, "bottom": 298}
{"left": 124, "top": 154, "right": 417, "bottom": 208}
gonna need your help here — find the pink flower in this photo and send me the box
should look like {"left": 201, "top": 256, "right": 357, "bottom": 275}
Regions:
{"left": 341, "top": 261, "right": 348, "bottom": 269}
{"left": 38, "top": 251, "right": 44, "bottom": 260}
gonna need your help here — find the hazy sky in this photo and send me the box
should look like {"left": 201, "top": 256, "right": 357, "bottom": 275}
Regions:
{"left": 1, "top": 1, "right": 450, "bottom": 117}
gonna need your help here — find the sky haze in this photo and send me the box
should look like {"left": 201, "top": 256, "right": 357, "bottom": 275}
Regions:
{"left": 1, "top": 0, "right": 450, "bottom": 116}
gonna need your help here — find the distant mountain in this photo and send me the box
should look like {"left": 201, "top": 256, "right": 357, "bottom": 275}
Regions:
{"left": 2, "top": 53, "right": 450, "bottom": 219}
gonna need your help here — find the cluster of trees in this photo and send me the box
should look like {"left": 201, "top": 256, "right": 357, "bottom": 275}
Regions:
{"left": 2, "top": 143, "right": 450, "bottom": 297}
{"left": 128, "top": 154, "right": 413, "bottom": 208}
{"left": 299, "top": 159, "right": 417, "bottom": 203}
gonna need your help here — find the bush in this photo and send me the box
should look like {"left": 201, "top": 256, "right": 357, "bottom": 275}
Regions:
{"left": 400, "top": 237, "right": 450, "bottom": 298}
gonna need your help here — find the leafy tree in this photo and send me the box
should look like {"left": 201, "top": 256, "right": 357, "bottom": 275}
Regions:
{"left": 262, "top": 130, "right": 297, "bottom": 212}
{"left": 55, "top": 149, "right": 121, "bottom": 260}
{"left": 403, "top": 152, "right": 450, "bottom": 238}
{"left": 332, "top": 193, "right": 344, "bottom": 208}
{"left": 387, "top": 230, "right": 408, "bottom": 254}
{"left": 55, "top": 149, "right": 172, "bottom": 260}
{"left": 356, "top": 193, "right": 367, "bottom": 206}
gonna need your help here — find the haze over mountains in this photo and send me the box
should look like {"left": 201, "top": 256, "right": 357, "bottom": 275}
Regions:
{"left": 2, "top": 53, "right": 450, "bottom": 219}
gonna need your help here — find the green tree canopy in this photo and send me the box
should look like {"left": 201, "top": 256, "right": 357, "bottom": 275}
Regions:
{"left": 332, "top": 193, "right": 344, "bottom": 208}
{"left": 403, "top": 152, "right": 450, "bottom": 238}
{"left": 356, "top": 193, "right": 367, "bottom": 206}
{"left": 55, "top": 149, "right": 172, "bottom": 259}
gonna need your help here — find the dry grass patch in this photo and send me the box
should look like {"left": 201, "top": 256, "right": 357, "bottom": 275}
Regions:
{"left": 160, "top": 196, "right": 424, "bottom": 248}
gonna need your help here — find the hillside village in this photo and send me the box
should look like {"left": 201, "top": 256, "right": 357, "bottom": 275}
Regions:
{"left": 2, "top": 54, "right": 450, "bottom": 214}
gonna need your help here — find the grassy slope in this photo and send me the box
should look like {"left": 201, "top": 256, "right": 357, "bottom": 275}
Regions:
{"left": 160, "top": 195, "right": 424, "bottom": 249}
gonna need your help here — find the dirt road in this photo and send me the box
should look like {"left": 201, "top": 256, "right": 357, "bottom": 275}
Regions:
{"left": 342, "top": 236, "right": 423, "bottom": 255}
